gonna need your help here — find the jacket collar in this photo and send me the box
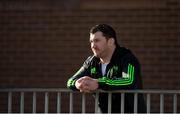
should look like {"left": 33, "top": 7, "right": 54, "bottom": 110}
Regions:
{"left": 110, "top": 45, "right": 130, "bottom": 64}
{"left": 94, "top": 45, "right": 129, "bottom": 64}
{"left": 109, "top": 45, "right": 119, "bottom": 64}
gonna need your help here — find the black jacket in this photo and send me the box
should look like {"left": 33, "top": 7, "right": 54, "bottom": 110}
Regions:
{"left": 67, "top": 46, "right": 146, "bottom": 113}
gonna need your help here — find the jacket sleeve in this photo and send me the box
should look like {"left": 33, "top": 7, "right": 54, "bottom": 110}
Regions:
{"left": 98, "top": 53, "right": 141, "bottom": 90}
{"left": 67, "top": 57, "right": 91, "bottom": 90}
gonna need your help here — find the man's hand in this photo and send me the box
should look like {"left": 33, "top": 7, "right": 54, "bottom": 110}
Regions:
{"left": 75, "top": 76, "right": 98, "bottom": 93}
{"left": 75, "top": 77, "right": 91, "bottom": 92}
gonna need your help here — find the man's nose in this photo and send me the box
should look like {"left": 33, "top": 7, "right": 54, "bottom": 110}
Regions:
{"left": 91, "top": 42, "right": 96, "bottom": 48}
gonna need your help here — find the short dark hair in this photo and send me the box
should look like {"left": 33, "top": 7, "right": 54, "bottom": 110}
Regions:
{"left": 90, "top": 24, "right": 118, "bottom": 46}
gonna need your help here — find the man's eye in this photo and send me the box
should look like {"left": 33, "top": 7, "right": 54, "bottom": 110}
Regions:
{"left": 94, "top": 39, "right": 99, "bottom": 42}
{"left": 90, "top": 40, "right": 93, "bottom": 43}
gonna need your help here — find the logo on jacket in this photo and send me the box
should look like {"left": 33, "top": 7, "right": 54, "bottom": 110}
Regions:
{"left": 107, "top": 66, "right": 119, "bottom": 78}
{"left": 91, "top": 67, "right": 96, "bottom": 75}
{"left": 122, "top": 72, "right": 129, "bottom": 78}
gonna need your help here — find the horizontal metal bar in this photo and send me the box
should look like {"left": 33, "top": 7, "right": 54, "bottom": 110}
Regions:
{"left": 0, "top": 88, "right": 180, "bottom": 94}
{"left": 0, "top": 88, "right": 72, "bottom": 92}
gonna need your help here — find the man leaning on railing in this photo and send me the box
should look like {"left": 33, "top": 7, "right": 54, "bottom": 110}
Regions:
{"left": 67, "top": 24, "right": 147, "bottom": 113}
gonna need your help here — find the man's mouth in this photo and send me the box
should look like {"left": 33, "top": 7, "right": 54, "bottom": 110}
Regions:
{"left": 93, "top": 49, "right": 99, "bottom": 53}
{"left": 93, "top": 47, "right": 99, "bottom": 51}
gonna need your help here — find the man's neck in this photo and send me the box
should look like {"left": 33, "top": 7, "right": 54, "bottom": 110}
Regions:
{"left": 100, "top": 45, "right": 116, "bottom": 64}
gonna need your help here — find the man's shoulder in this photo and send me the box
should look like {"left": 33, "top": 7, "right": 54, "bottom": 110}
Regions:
{"left": 118, "top": 47, "right": 140, "bottom": 65}
{"left": 118, "top": 46, "right": 131, "bottom": 53}
{"left": 116, "top": 46, "right": 132, "bottom": 57}
{"left": 116, "top": 46, "right": 139, "bottom": 62}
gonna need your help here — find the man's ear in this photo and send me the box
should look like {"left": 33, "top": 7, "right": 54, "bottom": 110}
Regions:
{"left": 108, "top": 38, "right": 115, "bottom": 46}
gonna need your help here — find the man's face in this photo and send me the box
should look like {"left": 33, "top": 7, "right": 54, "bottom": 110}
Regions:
{"left": 90, "top": 31, "right": 109, "bottom": 58}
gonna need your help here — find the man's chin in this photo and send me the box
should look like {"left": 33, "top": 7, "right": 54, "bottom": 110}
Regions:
{"left": 94, "top": 53, "right": 100, "bottom": 58}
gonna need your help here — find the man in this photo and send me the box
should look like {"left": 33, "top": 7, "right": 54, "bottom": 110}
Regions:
{"left": 67, "top": 24, "right": 146, "bottom": 113}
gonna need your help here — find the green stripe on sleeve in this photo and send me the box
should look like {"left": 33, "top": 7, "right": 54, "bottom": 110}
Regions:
{"left": 98, "top": 64, "right": 135, "bottom": 86}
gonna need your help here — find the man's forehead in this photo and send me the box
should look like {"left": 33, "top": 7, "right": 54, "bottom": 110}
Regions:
{"left": 90, "top": 33, "right": 95, "bottom": 39}
{"left": 90, "top": 31, "right": 104, "bottom": 39}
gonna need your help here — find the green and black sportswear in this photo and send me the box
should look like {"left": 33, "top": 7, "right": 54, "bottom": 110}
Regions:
{"left": 67, "top": 45, "right": 146, "bottom": 113}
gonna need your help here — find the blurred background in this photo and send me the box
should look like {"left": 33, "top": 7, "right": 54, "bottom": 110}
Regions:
{"left": 0, "top": 0, "right": 179, "bottom": 113}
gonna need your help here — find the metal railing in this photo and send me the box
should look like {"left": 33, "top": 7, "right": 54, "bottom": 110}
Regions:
{"left": 0, "top": 88, "right": 179, "bottom": 113}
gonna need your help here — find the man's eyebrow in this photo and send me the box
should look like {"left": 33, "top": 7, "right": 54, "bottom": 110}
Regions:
{"left": 90, "top": 37, "right": 100, "bottom": 42}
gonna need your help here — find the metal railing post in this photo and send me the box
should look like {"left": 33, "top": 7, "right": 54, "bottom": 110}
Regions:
{"left": 32, "top": 92, "right": 36, "bottom": 113}
{"left": 173, "top": 94, "right": 177, "bottom": 114}
{"left": 20, "top": 92, "right": 24, "bottom": 113}
{"left": 45, "top": 92, "right": 49, "bottom": 113}
{"left": 108, "top": 92, "right": 112, "bottom": 113}
{"left": 95, "top": 92, "right": 99, "bottom": 113}
{"left": 69, "top": 92, "right": 73, "bottom": 113}
{"left": 134, "top": 93, "right": 138, "bottom": 113}
{"left": 121, "top": 93, "right": 124, "bottom": 113}
{"left": 147, "top": 93, "right": 151, "bottom": 113}
{"left": 160, "top": 93, "right": 164, "bottom": 114}
{"left": 8, "top": 92, "right": 12, "bottom": 113}
{"left": 82, "top": 93, "right": 86, "bottom": 113}
{"left": 57, "top": 92, "right": 61, "bottom": 113}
